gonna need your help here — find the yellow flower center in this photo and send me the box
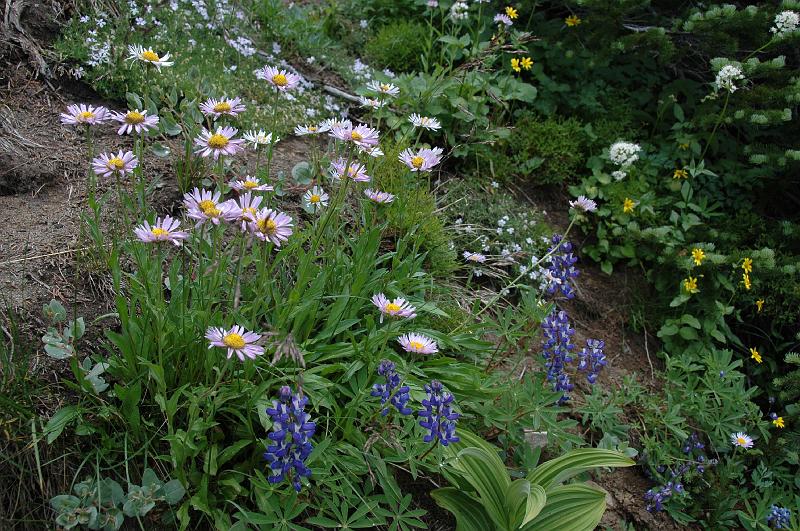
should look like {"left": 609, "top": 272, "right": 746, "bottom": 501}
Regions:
{"left": 409, "top": 341, "right": 424, "bottom": 351}
{"left": 272, "top": 73, "right": 288, "bottom": 86}
{"left": 243, "top": 180, "right": 259, "bottom": 189}
{"left": 213, "top": 102, "right": 232, "bottom": 113}
{"left": 258, "top": 217, "right": 277, "bottom": 235}
{"left": 199, "top": 199, "right": 220, "bottom": 217}
{"left": 241, "top": 207, "right": 257, "bottom": 218}
{"left": 310, "top": 194, "right": 321, "bottom": 203}
{"left": 208, "top": 133, "right": 229, "bottom": 149}
{"left": 126, "top": 111, "right": 145, "bottom": 124}
{"left": 107, "top": 157, "right": 125, "bottom": 170}
{"left": 736, "top": 437, "right": 746, "bottom": 445}
{"left": 151, "top": 227, "right": 169, "bottom": 237}
{"left": 141, "top": 50, "right": 160, "bottom": 62}
{"left": 350, "top": 130, "right": 363, "bottom": 141}
{"left": 385, "top": 302, "right": 401, "bottom": 313}
{"left": 380, "top": 84, "right": 391, "bottom": 92}
{"left": 411, "top": 156, "right": 424, "bottom": 169}
{"left": 308, "top": 126, "right": 317, "bottom": 132}
{"left": 222, "top": 333, "right": 246, "bottom": 349}
{"left": 78, "top": 111, "right": 95, "bottom": 121}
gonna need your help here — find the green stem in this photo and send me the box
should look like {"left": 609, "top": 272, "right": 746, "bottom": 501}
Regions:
{"left": 701, "top": 91, "right": 730, "bottom": 160}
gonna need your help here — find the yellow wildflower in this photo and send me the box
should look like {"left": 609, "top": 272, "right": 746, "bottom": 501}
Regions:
{"left": 743, "top": 273, "right": 751, "bottom": 291}
{"left": 678, "top": 142, "right": 689, "bottom": 150}
{"left": 505, "top": 6, "right": 518, "bottom": 19}
{"left": 773, "top": 416, "right": 785, "bottom": 429}
{"left": 683, "top": 276, "right": 699, "bottom": 294}
{"left": 749, "top": 347, "right": 762, "bottom": 364}
{"left": 510, "top": 58, "right": 521, "bottom": 73}
{"left": 623, "top": 197, "right": 635, "bottom": 214}
{"left": 520, "top": 57, "right": 533, "bottom": 70}
{"left": 691, "top": 248, "right": 705, "bottom": 266}
{"left": 673, "top": 168, "right": 688, "bottom": 179}
{"left": 741, "top": 257, "right": 753, "bottom": 273}
{"left": 756, "top": 299, "right": 764, "bottom": 313}
{"left": 565, "top": 15, "right": 581, "bottom": 27}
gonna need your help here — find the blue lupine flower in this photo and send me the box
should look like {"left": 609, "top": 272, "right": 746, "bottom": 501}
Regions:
{"left": 263, "top": 386, "right": 316, "bottom": 492}
{"left": 645, "top": 433, "right": 716, "bottom": 513}
{"left": 371, "top": 359, "right": 413, "bottom": 416}
{"left": 545, "top": 235, "right": 579, "bottom": 299}
{"left": 767, "top": 505, "right": 791, "bottom": 529}
{"left": 541, "top": 310, "right": 575, "bottom": 403}
{"left": 418, "top": 380, "right": 460, "bottom": 446}
{"left": 577, "top": 338, "right": 607, "bottom": 384}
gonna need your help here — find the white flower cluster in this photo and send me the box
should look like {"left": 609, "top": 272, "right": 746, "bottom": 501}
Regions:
{"left": 608, "top": 141, "right": 641, "bottom": 179}
{"left": 771, "top": 11, "right": 799, "bottom": 37}
{"left": 714, "top": 64, "right": 744, "bottom": 93}
{"left": 450, "top": 1, "right": 469, "bottom": 21}
{"left": 227, "top": 36, "right": 256, "bottom": 57}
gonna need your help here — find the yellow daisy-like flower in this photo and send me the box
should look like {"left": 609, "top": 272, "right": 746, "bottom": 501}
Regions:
{"left": 741, "top": 257, "right": 753, "bottom": 273}
{"left": 678, "top": 142, "right": 689, "bottom": 150}
{"left": 505, "top": 6, "right": 518, "bottom": 19}
{"left": 691, "top": 248, "right": 705, "bottom": 266}
{"left": 683, "top": 276, "right": 699, "bottom": 294}
{"left": 673, "top": 168, "right": 688, "bottom": 179}
{"left": 623, "top": 197, "right": 635, "bottom": 214}
{"left": 510, "top": 58, "right": 521, "bottom": 73}
{"left": 773, "top": 416, "right": 785, "bottom": 429}
{"left": 520, "top": 57, "right": 533, "bottom": 70}
{"left": 755, "top": 299, "right": 764, "bottom": 313}
{"left": 749, "top": 347, "right": 762, "bottom": 364}
{"left": 565, "top": 15, "right": 581, "bottom": 26}
{"left": 742, "top": 272, "right": 751, "bottom": 291}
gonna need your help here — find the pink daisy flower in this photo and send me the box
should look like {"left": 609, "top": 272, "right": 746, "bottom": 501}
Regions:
{"left": 329, "top": 121, "right": 380, "bottom": 149}
{"left": 329, "top": 158, "right": 371, "bottom": 182}
{"left": 91, "top": 151, "right": 138, "bottom": 178}
{"left": 112, "top": 109, "right": 160, "bottom": 135}
{"left": 60, "top": 103, "right": 110, "bottom": 126}
{"left": 372, "top": 293, "right": 417, "bottom": 323}
{"left": 183, "top": 188, "right": 238, "bottom": 226}
{"left": 257, "top": 65, "right": 301, "bottom": 91}
{"left": 399, "top": 147, "right": 443, "bottom": 172}
{"left": 194, "top": 126, "right": 245, "bottom": 159}
{"left": 494, "top": 13, "right": 513, "bottom": 26}
{"left": 731, "top": 432, "right": 754, "bottom": 449}
{"left": 398, "top": 333, "right": 438, "bottom": 355}
{"left": 134, "top": 216, "right": 190, "bottom": 246}
{"left": 205, "top": 325, "right": 264, "bottom": 361}
{"left": 231, "top": 192, "right": 263, "bottom": 231}
{"left": 569, "top": 195, "right": 597, "bottom": 213}
{"left": 250, "top": 208, "right": 293, "bottom": 246}
{"left": 364, "top": 189, "right": 395, "bottom": 204}
{"left": 229, "top": 176, "right": 274, "bottom": 193}
{"left": 199, "top": 97, "right": 246, "bottom": 119}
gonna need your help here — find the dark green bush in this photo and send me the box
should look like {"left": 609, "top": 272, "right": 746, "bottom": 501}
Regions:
{"left": 364, "top": 21, "right": 426, "bottom": 73}
{"left": 494, "top": 113, "right": 587, "bottom": 186}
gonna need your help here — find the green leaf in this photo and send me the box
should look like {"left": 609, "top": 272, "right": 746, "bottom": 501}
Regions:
{"left": 527, "top": 449, "right": 634, "bottom": 491}
{"left": 161, "top": 479, "right": 186, "bottom": 505}
{"left": 431, "top": 488, "right": 494, "bottom": 531}
{"left": 44, "top": 406, "right": 79, "bottom": 444}
{"left": 506, "top": 479, "right": 546, "bottom": 529}
{"left": 523, "top": 484, "right": 607, "bottom": 531}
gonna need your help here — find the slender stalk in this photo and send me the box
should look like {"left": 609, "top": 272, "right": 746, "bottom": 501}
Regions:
{"left": 701, "top": 91, "right": 730, "bottom": 160}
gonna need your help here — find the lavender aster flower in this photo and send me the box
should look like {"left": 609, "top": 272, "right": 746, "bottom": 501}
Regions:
{"left": 91, "top": 151, "right": 138, "bottom": 178}
{"left": 541, "top": 310, "right": 575, "bottom": 403}
{"left": 545, "top": 235, "right": 579, "bottom": 299}
{"left": 494, "top": 13, "right": 513, "bottom": 26}
{"left": 112, "top": 109, "right": 159, "bottom": 135}
{"left": 577, "top": 338, "right": 606, "bottom": 384}
{"left": 229, "top": 176, "right": 274, "bottom": 193}
{"left": 183, "top": 188, "right": 238, "bottom": 226}
{"left": 767, "top": 506, "right": 791, "bottom": 529}
{"left": 365, "top": 80, "right": 400, "bottom": 97}
{"left": 329, "top": 121, "right": 380, "bottom": 149}
{"left": 231, "top": 192, "right": 263, "bottom": 231}
{"left": 194, "top": 126, "right": 245, "bottom": 159}
{"left": 398, "top": 333, "right": 438, "bottom": 355}
{"left": 60, "top": 103, "right": 110, "bottom": 126}
{"left": 205, "top": 325, "right": 264, "bottom": 361}
{"left": 409, "top": 114, "right": 441, "bottom": 131}
{"left": 364, "top": 189, "right": 395, "bottom": 204}
{"left": 372, "top": 293, "right": 417, "bottom": 322}
{"left": 371, "top": 360, "right": 412, "bottom": 416}
{"left": 251, "top": 208, "right": 293, "bottom": 246}
{"left": 329, "top": 158, "right": 371, "bottom": 182}
{"left": 134, "top": 216, "right": 189, "bottom": 246}
{"left": 418, "top": 380, "right": 460, "bottom": 446}
{"left": 199, "top": 97, "right": 246, "bottom": 119}
{"left": 257, "top": 65, "right": 301, "bottom": 91}
{"left": 399, "top": 147, "right": 443, "bottom": 172}
{"left": 263, "top": 386, "right": 316, "bottom": 491}
{"left": 569, "top": 195, "right": 597, "bottom": 213}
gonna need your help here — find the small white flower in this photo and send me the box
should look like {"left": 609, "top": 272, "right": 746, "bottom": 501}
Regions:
{"left": 303, "top": 186, "right": 329, "bottom": 213}
{"left": 714, "top": 64, "right": 745, "bottom": 93}
{"left": 491, "top": 181, "right": 499, "bottom": 189}
{"left": 771, "top": 11, "right": 799, "bottom": 37}
{"left": 609, "top": 141, "right": 641, "bottom": 167}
